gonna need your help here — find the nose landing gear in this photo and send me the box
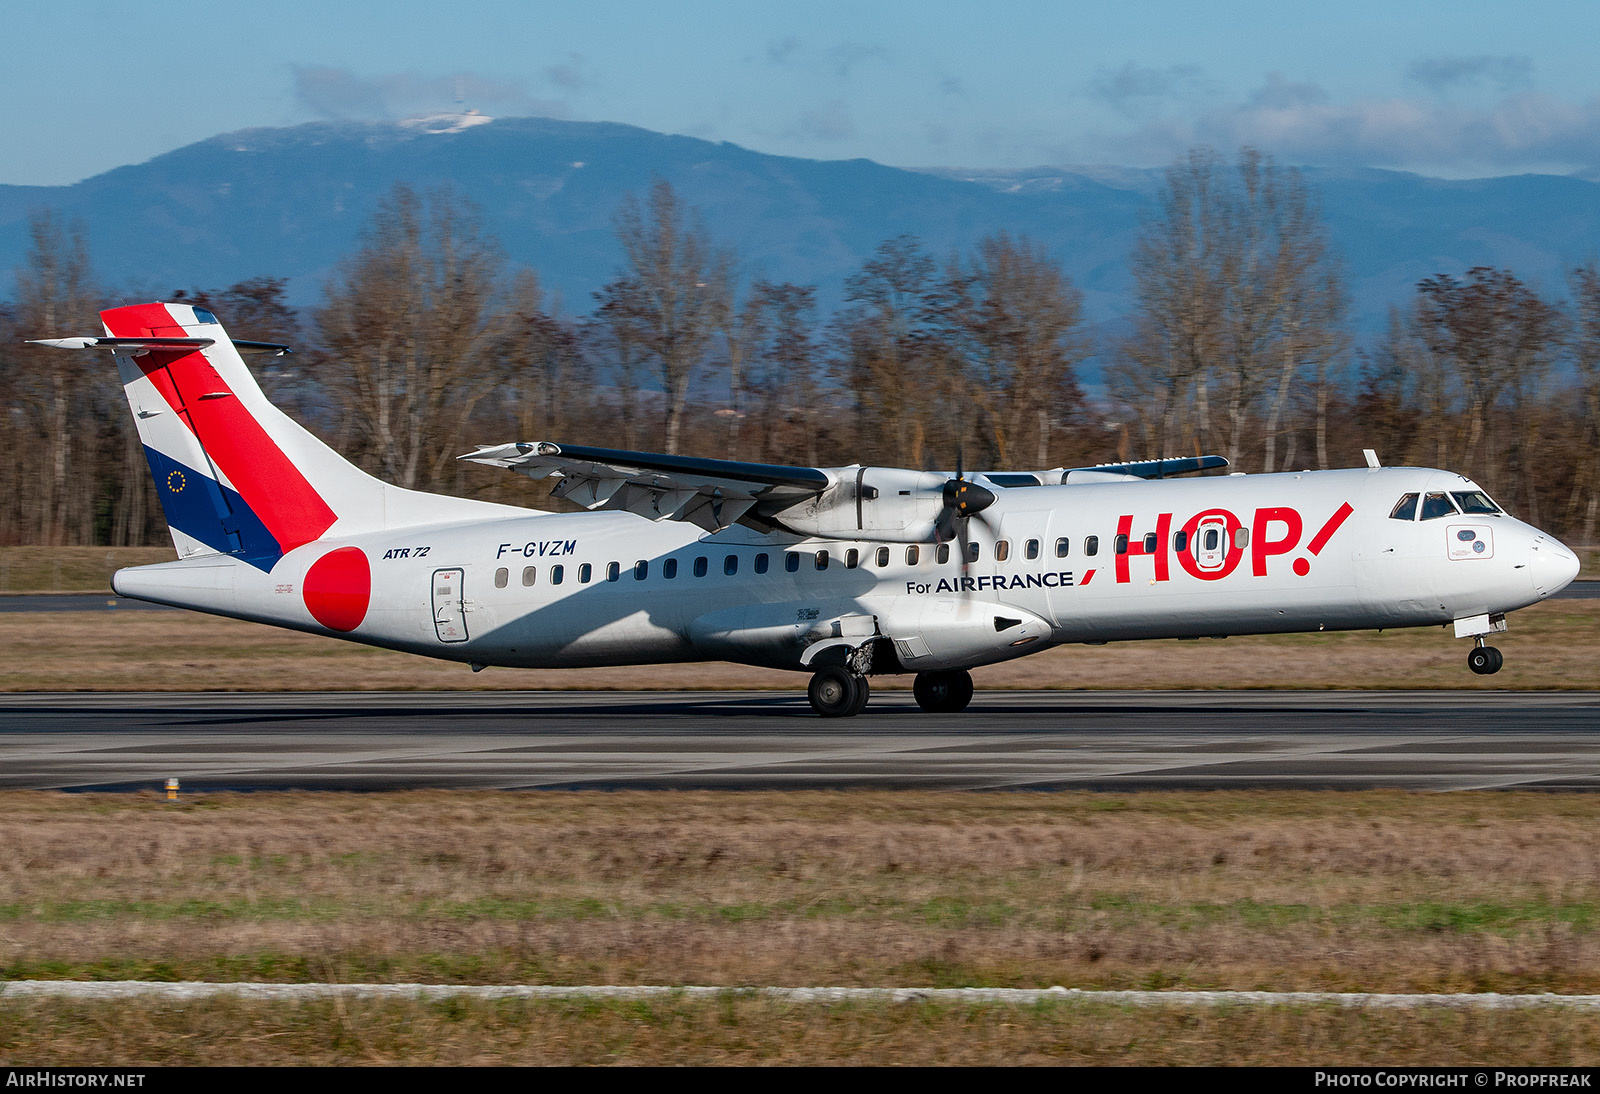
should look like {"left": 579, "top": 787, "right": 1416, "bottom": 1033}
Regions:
{"left": 1467, "top": 637, "right": 1504, "bottom": 675}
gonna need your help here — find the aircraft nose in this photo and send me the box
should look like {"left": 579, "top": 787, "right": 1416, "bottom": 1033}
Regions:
{"left": 1530, "top": 536, "right": 1581, "bottom": 598}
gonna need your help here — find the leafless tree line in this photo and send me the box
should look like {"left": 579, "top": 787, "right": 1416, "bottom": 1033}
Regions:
{"left": 4, "top": 152, "right": 1600, "bottom": 549}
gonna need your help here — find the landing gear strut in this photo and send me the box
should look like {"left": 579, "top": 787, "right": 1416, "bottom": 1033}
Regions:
{"left": 1467, "top": 638, "right": 1504, "bottom": 676}
{"left": 913, "top": 669, "right": 974, "bottom": 713}
{"left": 808, "top": 665, "right": 871, "bottom": 717}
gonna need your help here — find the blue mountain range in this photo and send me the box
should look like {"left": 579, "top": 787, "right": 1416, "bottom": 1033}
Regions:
{"left": 3, "top": 116, "right": 1597, "bottom": 346}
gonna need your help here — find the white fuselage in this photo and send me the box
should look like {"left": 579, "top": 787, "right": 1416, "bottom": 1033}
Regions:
{"left": 112, "top": 466, "right": 1579, "bottom": 675}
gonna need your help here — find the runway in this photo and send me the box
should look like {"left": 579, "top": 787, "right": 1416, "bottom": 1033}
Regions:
{"left": 3, "top": 690, "right": 1599, "bottom": 792}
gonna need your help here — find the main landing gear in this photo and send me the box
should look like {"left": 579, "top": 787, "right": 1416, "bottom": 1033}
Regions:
{"left": 913, "top": 669, "right": 974, "bottom": 714}
{"left": 1467, "top": 638, "right": 1504, "bottom": 676}
{"left": 805, "top": 667, "right": 976, "bottom": 716}
{"left": 808, "top": 665, "right": 871, "bottom": 717}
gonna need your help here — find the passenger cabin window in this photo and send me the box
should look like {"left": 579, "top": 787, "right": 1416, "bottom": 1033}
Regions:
{"left": 875, "top": 547, "right": 890, "bottom": 567}
{"left": 494, "top": 567, "right": 509, "bottom": 588}
{"left": 1114, "top": 534, "right": 1129, "bottom": 555}
{"left": 1084, "top": 536, "right": 1099, "bottom": 556}
{"left": 1173, "top": 531, "right": 1188, "bottom": 552}
{"left": 634, "top": 560, "right": 648, "bottom": 580}
{"left": 606, "top": 562, "right": 621, "bottom": 582}
{"left": 578, "top": 563, "right": 592, "bottom": 583}
{"left": 1025, "top": 539, "right": 1040, "bottom": 561}
{"left": 522, "top": 566, "right": 536, "bottom": 586}
{"left": 1390, "top": 493, "right": 1419, "bottom": 521}
{"left": 1204, "top": 528, "right": 1220, "bottom": 552}
{"left": 937, "top": 543, "right": 950, "bottom": 565}
{"left": 724, "top": 554, "right": 739, "bottom": 576}
{"left": 1452, "top": 491, "right": 1501, "bottom": 515}
{"left": 845, "top": 548, "right": 859, "bottom": 569}
{"left": 664, "top": 558, "right": 678, "bottom": 579}
{"left": 1055, "top": 537, "right": 1070, "bottom": 558}
{"left": 1420, "top": 492, "right": 1458, "bottom": 520}
{"left": 786, "top": 552, "right": 800, "bottom": 573}
{"left": 1143, "top": 532, "right": 1158, "bottom": 554}
{"left": 1234, "top": 527, "right": 1250, "bottom": 549}
{"left": 693, "top": 557, "right": 708, "bottom": 577}
{"left": 550, "top": 564, "right": 564, "bottom": 585}
{"left": 755, "top": 553, "right": 769, "bottom": 574}
{"left": 994, "top": 540, "right": 1010, "bottom": 562}
{"left": 905, "top": 545, "right": 920, "bottom": 565}
{"left": 965, "top": 541, "right": 980, "bottom": 563}
{"left": 814, "top": 550, "right": 829, "bottom": 570}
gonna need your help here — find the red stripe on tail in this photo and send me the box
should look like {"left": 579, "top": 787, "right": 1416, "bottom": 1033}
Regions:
{"left": 104, "top": 304, "right": 337, "bottom": 555}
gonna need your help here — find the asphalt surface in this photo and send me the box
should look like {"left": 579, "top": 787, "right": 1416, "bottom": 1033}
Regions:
{"left": 2, "top": 690, "right": 1598, "bottom": 792}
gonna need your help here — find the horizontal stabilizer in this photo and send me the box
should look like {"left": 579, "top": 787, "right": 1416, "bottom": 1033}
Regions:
{"left": 27, "top": 336, "right": 290, "bottom": 356}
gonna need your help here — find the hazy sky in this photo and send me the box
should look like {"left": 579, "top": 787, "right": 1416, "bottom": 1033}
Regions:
{"left": 5, "top": 0, "right": 1599, "bottom": 185}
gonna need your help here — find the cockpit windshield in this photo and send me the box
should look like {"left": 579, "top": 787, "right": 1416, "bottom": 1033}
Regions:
{"left": 190, "top": 308, "right": 219, "bottom": 325}
{"left": 1420, "top": 492, "right": 1459, "bottom": 520}
{"left": 1451, "top": 491, "right": 1501, "bottom": 515}
{"left": 1389, "top": 493, "right": 1418, "bottom": 520}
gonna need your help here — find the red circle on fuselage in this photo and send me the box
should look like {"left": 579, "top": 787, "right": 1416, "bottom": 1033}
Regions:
{"left": 303, "top": 546, "right": 370, "bottom": 632}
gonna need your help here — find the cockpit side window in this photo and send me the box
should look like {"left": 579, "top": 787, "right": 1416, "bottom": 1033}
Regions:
{"left": 1390, "top": 494, "right": 1419, "bottom": 521}
{"left": 1420, "top": 492, "right": 1459, "bottom": 520}
{"left": 1451, "top": 491, "right": 1501, "bottom": 515}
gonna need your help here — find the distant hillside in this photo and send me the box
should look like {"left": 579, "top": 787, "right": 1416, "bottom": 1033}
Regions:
{"left": 3, "top": 117, "right": 1599, "bottom": 342}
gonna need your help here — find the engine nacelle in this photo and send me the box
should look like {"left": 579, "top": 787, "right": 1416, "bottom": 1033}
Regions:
{"left": 769, "top": 467, "right": 948, "bottom": 541}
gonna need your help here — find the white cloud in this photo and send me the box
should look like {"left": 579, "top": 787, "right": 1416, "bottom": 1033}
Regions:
{"left": 1407, "top": 55, "right": 1534, "bottom": 94}
{"left": 1079, "top": 75, "right": 1600, "bottom": 175}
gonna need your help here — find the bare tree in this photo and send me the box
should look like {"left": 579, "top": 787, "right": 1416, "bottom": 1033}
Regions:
{"left": 938, "top": 232, "right": 1087, "bottom": 467}
{"left": 1110, "top": 148, "right": 1346, "bottom": 469}
{"left": 717, "top": 289, "right": 768, "bottom": 459}
{"left": 745, "top": 281, "right": 823, "bottom": 464}
{"left": 601, "top": 179, "right": 732, "bottom": 454}
{"left": 831, "top": 236, "right": 946, "bottom": 467}
{"left": 10, "top": 210, "right": 103, "bottom": 545}
{"left": 1565, "top": 263, "right": 1600, "bottom": 541}
{"left": 1413, "top": 267, "right": 1563, "bottom": 508}
{"left": 317, "top": 185, "right": 511, "bottom": 491}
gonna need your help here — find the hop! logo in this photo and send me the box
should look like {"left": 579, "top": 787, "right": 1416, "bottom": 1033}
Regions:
{"left": 166, "top": 470, "right": 186, "bottom": 493}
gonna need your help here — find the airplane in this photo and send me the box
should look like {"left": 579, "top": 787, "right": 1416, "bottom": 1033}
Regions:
{"left": 31, "top": 301, "right": 1581, "bottom": 716}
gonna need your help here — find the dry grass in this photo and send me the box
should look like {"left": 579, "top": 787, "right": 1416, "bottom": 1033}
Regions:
{"left": 0, "top": 595, "right": 1594, "bottom": 691}
{"left": 8, "top": 789, "right": 1600, "bottom": 1064}
{"left": 5, "top": 790, "right": 1600, "bottom": 995}
{"left": 0, "top": 547, "right": 176, "bottom": 594}
{"left": 6, "top": 995, "right": 1600, "bottom": 1066}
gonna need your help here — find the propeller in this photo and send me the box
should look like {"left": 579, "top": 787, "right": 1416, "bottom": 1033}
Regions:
{"left": 932, "top": 450, "right": 997, "bottom": 583}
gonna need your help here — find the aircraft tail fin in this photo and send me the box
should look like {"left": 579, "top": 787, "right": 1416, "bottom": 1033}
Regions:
{"left": 37, "top": 301, "right": 521, "bottom": 571}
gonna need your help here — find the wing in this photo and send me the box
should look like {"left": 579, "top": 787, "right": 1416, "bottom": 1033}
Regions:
{"left": 461, "top": 442, "right": 833, "bottom": 532}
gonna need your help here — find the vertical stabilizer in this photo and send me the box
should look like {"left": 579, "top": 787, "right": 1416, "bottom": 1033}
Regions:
{"left": 39, "top": 301, "right": 527, "bottom": 572}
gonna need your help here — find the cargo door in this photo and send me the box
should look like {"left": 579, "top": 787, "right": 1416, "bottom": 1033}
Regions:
{"left": 432, "top": 568, "right": 469, "bottom": 642}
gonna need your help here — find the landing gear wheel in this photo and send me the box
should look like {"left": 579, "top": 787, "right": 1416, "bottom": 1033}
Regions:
{"left": 913, "top": 669, "right": 974, "bottom": 713}
{"left": 846, "top": 674, "right": 871, "bottom": 716}
{"left": 1468, "top": 645, "right": 1504, "bottom": 675}
{"left": 809, "top": 666, "right": 861, "bottom": 717}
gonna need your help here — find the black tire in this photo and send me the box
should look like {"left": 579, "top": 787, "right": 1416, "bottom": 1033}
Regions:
{"left": 1468, "top": 646, "right": 1496, "bottom": 675}
{"left": 809, "top": 666, "right": 860, "bottom": 717}
{"left": 846, "top": 674, "right": 871, "bottom": 716}
{"left": 913, "top": 669, "right": 974, "bottom": 713}
{"left": 1485, "top": 646, "right": 1504, "bottom": 674}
